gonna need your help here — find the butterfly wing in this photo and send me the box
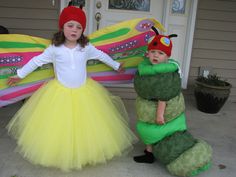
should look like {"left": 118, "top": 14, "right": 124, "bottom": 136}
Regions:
{"left": 0, "top": 34, "right": 52, "bottom": 106}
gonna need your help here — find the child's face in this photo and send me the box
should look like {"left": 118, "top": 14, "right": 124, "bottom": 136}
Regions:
{"left": 63, "top": 20, "right": 83, "bottom": 44}
{"left": 147, "top": 50, "right": 169, "bottom": 65}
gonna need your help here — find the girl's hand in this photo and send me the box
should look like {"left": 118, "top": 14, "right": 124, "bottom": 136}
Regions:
{"left": 7, "top": 75, "right": 22, "bottom": 86}
{"left": 117, "top": 62, "right": 125, "bottom": 73}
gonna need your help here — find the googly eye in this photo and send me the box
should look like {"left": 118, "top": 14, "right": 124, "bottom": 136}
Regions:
{"left": 160, "top": 37, "right": 170, "bottom": 46}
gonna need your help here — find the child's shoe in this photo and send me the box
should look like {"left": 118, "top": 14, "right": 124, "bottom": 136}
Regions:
{"left": 133, "top": 150, "right": 155, "bottom": 163}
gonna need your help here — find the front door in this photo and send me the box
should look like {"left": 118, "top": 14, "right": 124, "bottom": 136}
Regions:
{"left": 89, "top": 0, "right": 164, "bottom": 33}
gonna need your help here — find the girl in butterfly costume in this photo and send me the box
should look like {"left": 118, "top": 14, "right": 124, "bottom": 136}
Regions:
{"left": 7, "top": 6, "right": 137, "bottom": 171}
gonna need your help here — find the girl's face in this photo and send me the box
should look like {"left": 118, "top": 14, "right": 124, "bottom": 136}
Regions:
{"left": 63, "top": 20, "right": 83, "bottom": 45}
{"left": 147, "top": 49, "right": 169, "bottom": 65}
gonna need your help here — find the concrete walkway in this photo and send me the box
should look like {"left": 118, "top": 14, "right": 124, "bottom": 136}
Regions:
{"left": 0, "top": 96, "right": 236, "bottom": 177}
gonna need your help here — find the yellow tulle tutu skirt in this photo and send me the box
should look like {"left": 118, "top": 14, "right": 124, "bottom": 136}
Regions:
{"left": 7, "top": 79, "right": 137, "bottom": 171}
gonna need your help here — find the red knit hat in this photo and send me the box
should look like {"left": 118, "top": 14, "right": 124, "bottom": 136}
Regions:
{"left": 148, "top": 35, "right": 173, "bottom": 56}
{"left": 148, "top": 27, "right": 177, "bottom": 57}
{"left": 59, "top": 6, "right": 86, "bottom": 31}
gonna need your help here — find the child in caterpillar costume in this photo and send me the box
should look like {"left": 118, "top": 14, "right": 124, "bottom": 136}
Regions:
{"left": 133, "top": 27, "right": 212, "bottom": 176}
{"left": 133, "top": 26, "right": 183, "bottom": 163}
{"left": 7, "top": 6, "right": 137, "bottom": 171}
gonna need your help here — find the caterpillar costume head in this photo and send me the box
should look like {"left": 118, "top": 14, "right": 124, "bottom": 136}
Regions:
{"left": 148, "top": 26, "right": 178, "bottom": 57}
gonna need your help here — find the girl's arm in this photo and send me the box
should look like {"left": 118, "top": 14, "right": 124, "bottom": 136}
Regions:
{"left": 86, "top": 44, "right": 121, "bottom": 71}
{"left": 7, "top": 45, "right": 54, "bottom": 86}
{"left": 17, "top": 45, "right": 54, "bottom": 78}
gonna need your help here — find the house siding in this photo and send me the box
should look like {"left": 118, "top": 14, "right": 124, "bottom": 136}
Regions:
{"left": 0, "top": 0, "right": 60, "bottom": 38}
{"left": 187, "top": 0, "right": 236, "bottom": 101}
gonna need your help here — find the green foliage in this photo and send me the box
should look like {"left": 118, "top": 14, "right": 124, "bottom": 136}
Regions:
{"left": 196, "top": 74, "right": 229, "bottom": 87}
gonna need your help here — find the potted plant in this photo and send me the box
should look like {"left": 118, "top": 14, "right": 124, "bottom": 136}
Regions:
{"left": 194, "top": 74, "right": 232, "bottom": 114}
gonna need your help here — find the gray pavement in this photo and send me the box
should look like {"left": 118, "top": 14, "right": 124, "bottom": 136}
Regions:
{"left": 0, "top": 96, "right": 236, "bottom": 177}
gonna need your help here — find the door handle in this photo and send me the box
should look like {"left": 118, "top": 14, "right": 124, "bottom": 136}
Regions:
{"left": 95, "top": 12, "right": 102, "bottom": 30}
{"left": 96, "top": 1, "right": 102, "bottom": 9}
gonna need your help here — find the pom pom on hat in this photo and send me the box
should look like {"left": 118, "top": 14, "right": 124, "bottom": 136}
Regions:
{"left": 59, "top": 6, "right": 86, "bottom": 31}
{"left": 148, "top": 26, "right": 177, "bottom": 57}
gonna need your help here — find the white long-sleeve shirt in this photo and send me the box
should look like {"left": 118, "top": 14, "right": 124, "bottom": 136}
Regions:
{"left": 17, "top": 43, "right": 120, "bottom": 88}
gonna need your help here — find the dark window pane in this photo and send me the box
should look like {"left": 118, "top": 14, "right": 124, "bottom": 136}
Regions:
{"left": 109, "top": 0, "right": 150, "bottom": 12}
